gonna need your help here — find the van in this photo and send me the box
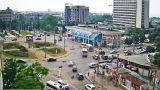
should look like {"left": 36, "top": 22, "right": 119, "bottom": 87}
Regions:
{"left": 46, "top": 80, "right": 61, "bottom": 90}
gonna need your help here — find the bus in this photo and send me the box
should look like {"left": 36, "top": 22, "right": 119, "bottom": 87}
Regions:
{"left": 81, "top": 48, "right": 88, "bottom": 57}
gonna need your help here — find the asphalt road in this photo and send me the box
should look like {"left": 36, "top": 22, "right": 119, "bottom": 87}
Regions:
{"left": 4, "top": 34, "right": 98, "bottom": 90}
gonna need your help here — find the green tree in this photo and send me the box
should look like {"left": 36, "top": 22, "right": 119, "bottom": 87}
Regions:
{"left": 40, "top": 15, "right": 59, "bottom": 32}
{"left": 154, "top": 53, "right": 160, "bottom": 66}
{"left": 2, "top": 58, "right": 18, "bottom": 88}
{"left": 124, "top": 38, "right": 133, "bottom": 45}
{"left": 155, "top": 36, "right": 160, "bottom": 51}
{"left": 146, "top": 46, "right": 155, "bottom": 53}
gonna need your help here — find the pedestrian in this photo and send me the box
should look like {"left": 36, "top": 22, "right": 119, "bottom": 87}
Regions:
{"left": 88, "top": 72, "right": 90, "bottom": 76}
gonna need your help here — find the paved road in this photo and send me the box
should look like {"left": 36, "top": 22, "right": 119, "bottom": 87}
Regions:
{"left": 4, "top": 34, "right": 98, "bottom": 90}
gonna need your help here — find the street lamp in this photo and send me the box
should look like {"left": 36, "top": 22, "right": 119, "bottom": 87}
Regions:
{"left": 0, "top": 36, "right": 4, "bottom": 90}
{"left": 44, "top": 31, "right": 47, "bottom": 58}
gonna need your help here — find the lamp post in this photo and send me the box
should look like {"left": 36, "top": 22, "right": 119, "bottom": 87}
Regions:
{"left": 0, "top": 36, "right": 4, "bottom": 90}
{"left": 44, "top": 31, "right": 47, "bottom": 58}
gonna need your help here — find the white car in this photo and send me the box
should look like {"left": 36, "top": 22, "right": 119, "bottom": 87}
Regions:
{"left": 68, "top": 61, "right": 74, "bottom": 67}
{"left": 57, "top": 80, "right": 69, "bottom": 90}
{"left": 46, "top": 80, "right": 61, "bottom": 89}
{"left": 85, "top": 84, "right": 96, "bottom": 90}
{"left": 89, "top": 62, "right": 97, "bottom": 68}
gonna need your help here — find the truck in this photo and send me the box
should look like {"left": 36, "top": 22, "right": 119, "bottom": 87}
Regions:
{"left": 81, "top": 48, "right": 88, "bottom": 57}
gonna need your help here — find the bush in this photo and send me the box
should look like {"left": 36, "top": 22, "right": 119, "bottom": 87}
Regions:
{"left": 3, "top": 43, "right": 28, "bottom": 52}
{"left": 146, "top": 46, "right": 155, "bottom": 53}
{"left": 33, "top": 42, "right": 54, "bottom": 48}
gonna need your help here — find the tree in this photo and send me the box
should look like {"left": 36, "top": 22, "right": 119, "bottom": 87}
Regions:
{"left": 155, "top": 36, "right": 160, "bottom": 51}
{"left": 2, "top": 58, "right": 18, "bottom": 88}
{"left": 146, "top": 46, "right": 155, "bottom": 53}
{"left": 3, "top": 58, "right": 48, "bottom": 89}
{"left": 40, "top": 15, "right": 59, "bottom": 32}
{"left": 154, "top": 53, "right": 160, "bottom": 66}
{"left": 124, "top": 38, "right": 133, "bottom": 45}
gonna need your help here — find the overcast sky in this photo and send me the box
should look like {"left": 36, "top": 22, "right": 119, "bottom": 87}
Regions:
{"left": 0, "top": 0, "right": 159, "bottom": 17}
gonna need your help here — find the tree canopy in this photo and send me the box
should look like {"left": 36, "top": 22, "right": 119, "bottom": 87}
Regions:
{"left": 3, "top": 58, "right": 48, "bottom": 89}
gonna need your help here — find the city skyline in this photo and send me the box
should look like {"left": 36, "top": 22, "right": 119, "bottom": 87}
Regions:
{"left": 0, "top": 0, "right": 160, "bottom": 17}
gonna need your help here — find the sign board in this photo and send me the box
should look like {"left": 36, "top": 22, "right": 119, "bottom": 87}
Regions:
{"left": 26, "top": 35, "right": 33, "bottom": 42}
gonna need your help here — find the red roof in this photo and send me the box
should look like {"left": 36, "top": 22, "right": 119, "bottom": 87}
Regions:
{"left": 121, "top": 73, "right": 145, "bottom": 86}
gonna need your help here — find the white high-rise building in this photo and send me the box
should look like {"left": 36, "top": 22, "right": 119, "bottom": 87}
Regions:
{"left": 113, "top": 0, "right": 149, "bottom": 29}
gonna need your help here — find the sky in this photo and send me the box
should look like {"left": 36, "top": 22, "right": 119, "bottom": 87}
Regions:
{"left": 0, "top": 0, "right": 160, "bottom": 17}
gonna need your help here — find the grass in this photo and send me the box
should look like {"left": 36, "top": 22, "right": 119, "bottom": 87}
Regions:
{"left": 4, "top": 51, "right": 37, "bottom": 59}
{"left": 30, "top": 42, "right": 56, "bottom": 48}
{"left": 20, "top": 30, "right": 32, "bottom": 36}
{"left": 42, "top": 46, "right": 67, "bottom": 57}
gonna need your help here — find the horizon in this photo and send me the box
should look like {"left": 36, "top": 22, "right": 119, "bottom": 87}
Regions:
{"left": 0, "top": 0, "right": 160, "bottom": 17}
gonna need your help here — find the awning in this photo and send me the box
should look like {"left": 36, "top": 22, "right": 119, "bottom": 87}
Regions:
{"left": 89, "top": 32, "right": 101, "bottom": 41}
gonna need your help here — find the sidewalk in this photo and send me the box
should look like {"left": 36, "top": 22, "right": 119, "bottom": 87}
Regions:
{"left": 85, "top": 69, "right": 124, "bottom": 90}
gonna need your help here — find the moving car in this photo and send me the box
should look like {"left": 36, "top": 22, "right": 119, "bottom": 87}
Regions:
{"left": 76, "top": 73, "right": 84, "bottom": 80}
{"left": 68, "top": 61, "right": 74, "bottom": 67}
{"left": 17, "top": 59, "right": 27, "bottom": 64}
{"left": 89, "top": 63, "right": 97, "bottom": 68}
{"left": 101, "top": 55, "right": 108, "bottom": 60}
{"left": 85, "top": 84, "right": 96, "bottom": 90}
{"left": 47, "top": 57, "right": 57, "bottom": 62}
{"left": 92, "top": 55, "right": 99, "bottom": 60}
{"left": 72, "top": 65, "right": 77, "bottom": 72}
{"left": 57, "top": 80, "right": 69, "bottom": 90}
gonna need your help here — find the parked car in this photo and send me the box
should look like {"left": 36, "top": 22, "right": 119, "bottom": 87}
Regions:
{"left": 99, "top": 50, "right": 105, "bottom": 55}
{"left": 17, "top": 59, "right": 27, "bottom": 64}
{"left": 85, "top": 84, "right": 96, "bottom": 90}
{"left": 99, "top": 63, "right": 106, "bottom": 69}
{"left": 36, "top": 37, "right": 41, "bottom": 40}
{"left": 47, "top": 57, "right": 57, "bottom": 62}
{"left": 46, "top": 80, "right": 61, "bottom": 90}
{"left": 76, "top": 73, "right": 84, "bottom": 80}
{"left": 89, "top": 62, "right": 97, "bottom": 68}
{"left": 72, "top": 65, "right": 77, "bottom": 72}
{"left": 12, "top": 38, "right": 17, "bottom": 41}
{"left": 68, "top": 61, "right": 74, "bottom": 67}
{"left": 92, "top": 55, "right": 99, "bottom": 60}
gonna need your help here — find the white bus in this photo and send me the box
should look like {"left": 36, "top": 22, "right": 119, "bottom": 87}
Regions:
{"left": 81, "top": 48, "right": 88, "bottom": 57}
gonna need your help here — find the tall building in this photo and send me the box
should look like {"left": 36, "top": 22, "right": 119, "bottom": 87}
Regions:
{"left": 64, "top": 3, "right": 89, "bottom": 25}
{"left": 0, "top": 7, "right": 13, "bottom": 22}
{"left": 113, "top": 0, "right": 149, "bottom": 29}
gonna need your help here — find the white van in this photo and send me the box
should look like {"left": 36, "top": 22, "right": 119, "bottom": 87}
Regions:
{"left": 46, "top": 80, "right": 61, "bottom": 90}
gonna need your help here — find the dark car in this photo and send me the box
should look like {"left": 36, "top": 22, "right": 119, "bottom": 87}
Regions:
{"left": 99, "top": 51, "right": 105, "bottom": 55}
{"left": 17, "top": 59, "right": 27, "bottom": 64}
{"left": 12, "top": 38, "right": 17, "bottom": 41}
{"left": 36, "top": 37, "right": 41, "bottom": 40}
{"left": 76, "top": 73, "right": 84, "bottom": 80}
{"left": 47, "top": 57, "right": 57, "bottom": 62}
{"left": 102, "top": 55, "right": 108, "bottom": 60}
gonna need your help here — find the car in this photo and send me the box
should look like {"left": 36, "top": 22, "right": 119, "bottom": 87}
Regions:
{"left": 101, "top": 55, "right": 108, "bottom": 60}
{"left": 12, "top": 38, "right": 17, "bottom": 41}
{"left": 99, "top": 63, "right": 106, "bottom": 69}
{"left": 47, "top": 57, "right": 57, "bottom": 62}
{"left": 72, "top": 65, "right": 77, "bottom": 72}
{"left": 85, "top": 84, "right": 96, "bottom": 90}
{"left": 17, "top": 59, "right": 27, "bottom": 64}
{"left": 36, "top": 37, "right": 41, "bottom": 40}
{"left": 89, "top": 63, "right": 97, "bottom": 68}
{"left": 57, "top": 80, "right": 69, "bottom": 90}
{"left": 99, "top": 50, "right": 105, "bottom": 55}
{"left": 68, "top": 61, "right": 74, "bottom": 67}
{"left": 46, "top": 80, "right": 61, "bottom": 90}
{"left": 92, "top": 55, "right": 99, "bottom": 60}
{"left": 76, "top": 73, "right": 84, "bottom": 80}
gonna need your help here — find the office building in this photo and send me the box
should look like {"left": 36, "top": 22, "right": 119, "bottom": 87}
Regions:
{"left": 0, "top": 7, "right": 13, "bottom": 22}
{"left": 113, "top": 0, "right": 149, "bottom": 29}
{"left": 64, "top": 3, "right": 89, "bottom": 25}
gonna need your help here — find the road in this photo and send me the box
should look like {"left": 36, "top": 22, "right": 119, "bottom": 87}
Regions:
{"left": 4, "top": 34, "right": 99, "bottom": 90}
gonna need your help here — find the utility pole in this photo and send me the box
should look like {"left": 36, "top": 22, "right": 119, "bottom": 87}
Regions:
{"left": 64, "top": 36, "right": 66, "bottom": 51}
{"left": 116, "top": 54, "right": 119, "bottom": 86}
{"left": 44, "top": 31, "right": 47, "bottom": 58}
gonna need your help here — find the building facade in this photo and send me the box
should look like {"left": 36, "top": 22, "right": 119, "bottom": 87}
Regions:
{"left": 113, "top": 0, "right": 149, "bottom": 29}
{"left": 0, "top": 7, "right": 13, "bottom": 22}
{"left": 64, "top": 3, "right": 89, "bottom": 25}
